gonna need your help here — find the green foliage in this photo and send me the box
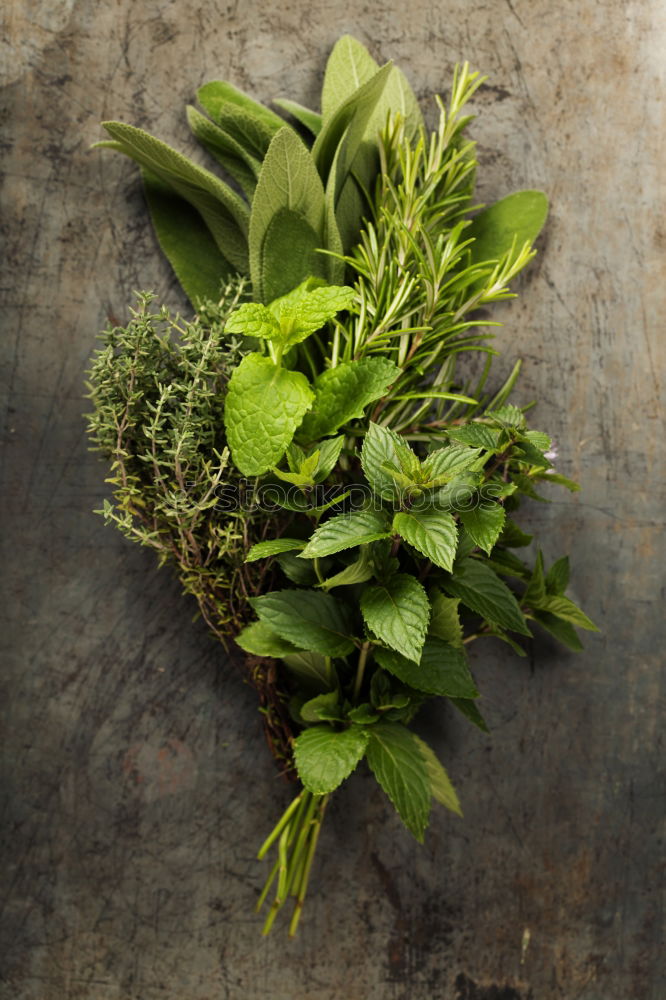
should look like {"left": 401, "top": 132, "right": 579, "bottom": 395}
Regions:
{"left": 89, "top": 36, "right": 599, "bottom": 938}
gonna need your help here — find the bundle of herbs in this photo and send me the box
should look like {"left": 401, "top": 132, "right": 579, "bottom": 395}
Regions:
{"left": 86, "top": 35, "right": 596, "bottom": 936}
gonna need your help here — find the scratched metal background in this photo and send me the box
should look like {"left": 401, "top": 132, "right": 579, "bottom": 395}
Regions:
{"left": 1, "top": 1, "right": 665, "bottom": 997}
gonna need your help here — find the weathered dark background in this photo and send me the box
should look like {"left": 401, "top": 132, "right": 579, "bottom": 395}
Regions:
{"left": 2, "top": 1, "right": 664, "bottom": 997}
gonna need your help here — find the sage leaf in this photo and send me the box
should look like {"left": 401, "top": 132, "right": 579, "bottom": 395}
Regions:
{"left": 224, "top": 354, "right": 314, "bottom": 476}
{"left": 374, "top": 637, "right": 478, "bottom": 698}
{"left": 249, "top": 127, "right": 327, "bottom": 302}
{"left": 99, "top": 122, "right": 250, "bottom": 272}
{"left": 300, "top": 510, "right": 391, "bottom": 559}
{"left": 361, "top": 573, "right": 429, "bottom": 663}
{"left": 393, "top": 509, "right": 458, "bottom": 572}
{"left": 299, "top": 359, "right": 400, "bottom": 441}
{"left": 186, "top": 105, "right": 260, "bottom": 198}
{"left": 250, "top": 589, "right": 356, "bottom": 657}
{"left": 444, "top": 557, "right": 532, "bottom": 636}
{"left": 321, "top": 35, "right": 379, "bottom": 120}
{"left": 273, "top": 98, "right": 322, "bottom": 136}
{"left": 365, "top": 723, "right": 431, "bottom": 842}
{"left": 197, "top": 80, "right": 284, "bottom": 153}
{"left": 141, "top": 169, "right": 233, "bottom": 307}
{"left": 468, "top": 190, "right": 549, "bottom": 265}
{"left": 294, "top": 725, "right": 369, "bottom": 794}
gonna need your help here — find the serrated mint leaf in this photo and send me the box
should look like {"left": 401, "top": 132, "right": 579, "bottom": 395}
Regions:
{"left": 499, "top": 519, "right": 533, "bottom": 548}
{"left": 360, "top": 421, "right": 408, "bottom": 501}
{"left": 445, "top": 557, "right": 531, "bottom": 637}
{"left": 300, "top": 359, "right": 401, "bottom": 441}
{"left": 361, "top": 574, "right": 429, "bottom": 663}
{"left": 447, "top": 424, "right": 502, "bottom": 451}
{"left": 270, "top": 281, "right": 355, "bottom": 347}
{"left": 374, "top": 637, "right": 478, "bottom": 698}
{"left": 393, "top": 509, "right": 458, "bottom": 572}
{"left": 413, "top": 735, "right": 462, "bottom": 816}
{"left": 450, "top": 698, "right": 489, "bottom": 732}
{"left": 225, "top": 302, "right": 281, "bottom": 340}
{"left": 347, "top": 703, "right": 380, "bottom": 724}
{"left": 281, "top": 650, "right": 337, "bottom": 692}
{"left": 300, "top": 691, "right": 343, "bottom": 723}
{"left": 294, "top": 725, "right": 368, "bottom": 794}
{"left": 314, "top": 436, "right": 345, "bottom": 481}
{"left": 459, "top": 503, "right": 506, "bottom": 555}
{"left": 318, "top": 547, "right": 375, "bottom": 591}
{"left": 365, "top": 723, "right": 431, "bottom": 842}
{"left": 428, "top": 588, "right": 463, "bottom": 648}
{"left": 245, "top": 538, "right": 305, "bottom": 562}
{"left": 468, "top": 190, "right": 549, "bottom": 266}
{"left": 277, "top": 551, "right": 319, "bottom": 586}
{"left": 422, "top": 445, "right": 483, "bottom": 484}
{"left": 250, "top": 589, "right": 356, "bottom": 657}
{"left": 534, "top": 595, "right": 599, "bottom": 631}
{"left": 300, "top": 510, "right": 391, "bottom": 559}
{"left": 545, "top": 555, "right": 570, "bottom": 595}
{"left": 523, "top": 551, "right": 547, "bottom": 606}
{"left": 235, "top": 621, "right": 300, "bottom": 657}
{"left": 532, "top": 611, "right": 584, "bottom": 651}
{"left": 224, "top": 354, "right": 314, "bottom": 476}
{"left": 487, "top": 404, "right": 526, "bottom": 429}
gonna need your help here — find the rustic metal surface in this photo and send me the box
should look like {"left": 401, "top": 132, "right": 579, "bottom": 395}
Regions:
{"left": 2, "top": 1, "right": 664, "bottom": 997}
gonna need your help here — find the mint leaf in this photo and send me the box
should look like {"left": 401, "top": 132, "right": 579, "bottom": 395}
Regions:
{"left": 250, "top": 589, "right": 356, "bottom": 657}
{"left": 374, "top": 637, "right": 478, "bottom": 698}
{"left": 235, "top": 621, "right": 300, "bottom": 657}
{"left": 499, "top": 519, "right": 533, "bottom": 548}
{"left": 468, "top": 190, "right": 549, "bottom": 265}
{"left": 532, "top": 611, "right": 583, "bottom": 651}
{"left": 447, "top": 424, "right": 503, "bottom": 451}
{"left": 360, "top": 421, "right": 407, "bottom": 501}
{"left": 393, "top": 509, "right": 458, "bottom": 572}
{"left": 225, "top": 302, "right": 281, "bottom": 340}
{"left": 361, "top": 574, "right": 429, "bottom": 663}
{"left": 249, "top": 127, "right": 327, "bottom": 302}
{"left": 245, "top": 538, "right": 306, "bottom": 562}
{"left": 300, "top": 691, "right": 343, "bottom": 723}
{"left": 459, "top": 503, "right": 506, "bottom": 555}
{"left": 281, "top": 650, "right": 337, "bottom": 693}
{"left": 300, "top": 510, "right": 391, "bottom": 559}
{"left": 545, "top": 555, "right": 570, "bottom": 595}
{"left": 365, "top": 723, "right": 431, "bottom": 841}
{"left": 314, "top": 436, "right": 345, "bottom": 481}
{"left": 294, "top": 725, "right": 368, "bottom": 794}
{"left": 523, "top": 551, "right": 547, "bottom": 606}
{"left": 224, "top": 354, "right": 314, "bottom": 475}
{"left": 269, "top": 281, "right": 355, "bottom": 347}
{"left": 428, "top": 588, "right": 463, "bottom": 648}
{"left": 299, "top": 359, "right": 400, "bottom": 441}
{"left": 413, "top": 735, "right": 462, "bottom": 816}
{"left": 445, "top": 557, "right": 532, "bottom": 636}
{"left": 318, "top": 546, "right": 375, "bottom": 590}
{"left": 422, "top": 445, "right": 483, "bottom": 484}
{"left": 450, "top": 698, "right": 489, "bottom": 732}
{"left": 534, "top": 595, "right": 599, "bottom": 631}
